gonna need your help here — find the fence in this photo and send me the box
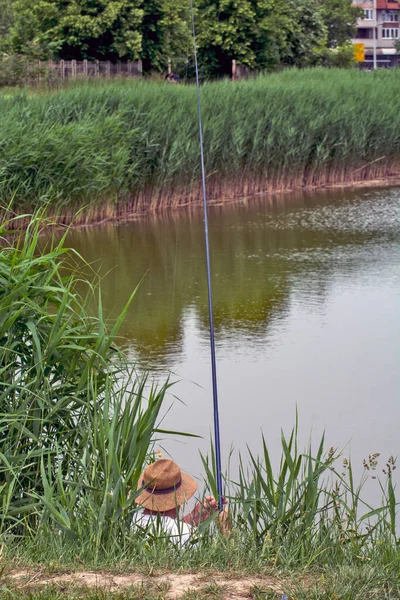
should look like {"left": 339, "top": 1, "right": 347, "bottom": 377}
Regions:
{"left": 0, "top": 56, "right": 143, "bottom": 87}
{"left": 48, "top": 59, "right": 142, "bottom": 79}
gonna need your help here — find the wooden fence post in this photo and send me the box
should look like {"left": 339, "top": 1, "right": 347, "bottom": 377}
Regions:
{"left": 95, "top": 60, "right": 99, "bottom": 77}
{"left": 60, "top": 59, "right": 65, "bottom": 79}
{"left": 25, "top": 57, "right": 29, "bottom": 86}
{"left": 117, "top": 60, "right": 121, "bottom": 76}
{"left": 83, "top": 59, "right": 88, "bottom": 76}
{"left": 106, "top": 60, "right": 111, "bottom": 77}
{"left": 71, "top": 59, "right": 77, "bottom": 79}
{"left": 232, "top": 59, "right": 237, "bottom": 81}
{"left": 138, "top": 60, "right": 143, "bottom": 76}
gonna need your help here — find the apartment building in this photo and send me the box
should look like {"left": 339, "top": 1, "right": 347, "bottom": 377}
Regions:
{"left": 352, "top": 0, "right": 400, "bottom": 67}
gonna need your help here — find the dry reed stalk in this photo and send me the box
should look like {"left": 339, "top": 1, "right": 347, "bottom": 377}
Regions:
{"left": 4, "top": 164, "right": 400, "bottom": 229}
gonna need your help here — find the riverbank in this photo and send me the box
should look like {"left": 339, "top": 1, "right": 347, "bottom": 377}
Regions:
{"left": 2, "top": 69, "right": 400, "bottom": 225}
{"left": 2, "top": 564, "right": 399, "bottom": 600}
{"left": 4, "top": 175, "right": 400, "bottom": 230}
{"left": 58, "top": 174, "right": 400, "bottom": 228}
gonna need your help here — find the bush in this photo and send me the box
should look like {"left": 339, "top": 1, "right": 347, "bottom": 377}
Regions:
{"left": 324, "top": 42, "right": 357, "bottom": 69}
{"left": 0, "top": 54, "right": 51, "bottom": 87}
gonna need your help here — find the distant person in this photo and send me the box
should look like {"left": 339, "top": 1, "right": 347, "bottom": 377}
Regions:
{"left": 164, "top": 71, "right": 180, "bottom": 84}
{"left": 134, "top": 458, "right": 229, "bottom": 546}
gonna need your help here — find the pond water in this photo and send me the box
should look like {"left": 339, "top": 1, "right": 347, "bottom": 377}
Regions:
{"left": 66, "top": 187, "right": 400, "bottom": 494}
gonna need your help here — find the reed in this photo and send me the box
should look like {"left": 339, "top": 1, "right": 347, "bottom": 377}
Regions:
{"left": 0, "top": 213, "right": 174, "bottom": 549}
{"left": 201, "top": 420, "right": 399, "bottom": 568}
{"left": 1, "top": 69, "right": 400, "bottom": 223}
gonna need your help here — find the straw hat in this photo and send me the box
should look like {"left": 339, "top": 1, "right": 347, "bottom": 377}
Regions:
{"left": 135, "top": 459, "right": 198, "bottom": 512}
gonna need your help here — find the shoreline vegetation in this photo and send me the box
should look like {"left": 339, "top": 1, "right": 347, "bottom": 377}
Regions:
{"left": 2, "top": 69, "right": 400, "bottom": 225}
{"left": 0, "top": 215, "right": 399, "bottom": 600}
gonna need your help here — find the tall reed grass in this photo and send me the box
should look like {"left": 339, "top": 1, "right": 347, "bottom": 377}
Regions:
{"left": 200, "top": 420, "right": 398, "bottom": 568}
{"left": 0, "top": 214, "right": 174, "bottom": 552}
{"left": 2, "top": 69, "right": 400, "bottom": 222}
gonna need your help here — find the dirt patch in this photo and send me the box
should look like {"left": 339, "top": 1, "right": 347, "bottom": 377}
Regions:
{"left": 6, "top": 569, "right": 284, "bottom": 599}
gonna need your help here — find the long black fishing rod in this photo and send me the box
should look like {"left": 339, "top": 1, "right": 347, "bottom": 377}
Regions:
{"left": 189, "top": 0, "right": 224, "bottom": 510}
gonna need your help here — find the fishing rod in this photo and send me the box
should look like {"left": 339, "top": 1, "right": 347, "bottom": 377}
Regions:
{"left": 189, "top": 0, "right": 224, "bottom": 511}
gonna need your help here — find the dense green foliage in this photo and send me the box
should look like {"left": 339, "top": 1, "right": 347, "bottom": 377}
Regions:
{"left": 196, "top": 0, "right": 360, "bottom": 75}
{"left": 0, "top": 69, "right": 399, "bottom": 219}
{"left": 0, "top": 214, "right": 173, "bottom": 547}
{"left": 140, "top": 0, "right": 190, "bottom": 73}
{"left": 1, "top": 0, "right": 189, "bottom": 69}
{"left": 8, "top": 0, "right": 144, "bottom": 59}
{"left": 0, "top": 0, "right": 361, "bottom": 73}
{"left": 320, "top": 0, "right": 362, "bottom": 47}
{"left": 0, "top": 0, "right": 13, "bottom": 41}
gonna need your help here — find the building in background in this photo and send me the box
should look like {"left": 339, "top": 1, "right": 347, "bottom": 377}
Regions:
{"left": 352, "top": 0, "right": 400, "bottom": 67}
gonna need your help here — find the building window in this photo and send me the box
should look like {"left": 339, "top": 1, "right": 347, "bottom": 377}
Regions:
{"left": 356, "top": 28, "right": 373, "bottom": 39}
{"left": 386, "top": 13, "right": 399, "bottom": 22}
{"left": 364, "top": 9, "right": 373, "bottom": 19}
{"left": 382, "top": 28, "right": 399, "bottom": 38}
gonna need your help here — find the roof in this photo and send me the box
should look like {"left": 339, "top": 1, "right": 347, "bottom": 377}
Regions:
{"left": 376, "top": 0, "right": 400, "bottom": 9}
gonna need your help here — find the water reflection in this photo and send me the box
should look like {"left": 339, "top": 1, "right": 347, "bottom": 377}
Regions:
{"left": 66, "top": 187, "right": 400, "bottom": 370}
{"left": 63, "top": 186, "right": 400, "bottom": 500}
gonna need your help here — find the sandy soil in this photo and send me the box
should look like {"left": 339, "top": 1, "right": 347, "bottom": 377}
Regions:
{"left": 6, "top": 569, "right": 284, "bottom": 599}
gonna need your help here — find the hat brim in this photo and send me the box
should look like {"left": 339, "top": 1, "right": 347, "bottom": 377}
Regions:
{"left": 135, "top": 470, "right": 198, "bottom": 512}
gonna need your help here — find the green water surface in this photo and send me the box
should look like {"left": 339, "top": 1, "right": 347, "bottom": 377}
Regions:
{"left": 66, "top": 187, "right": 400, "bottom": 483}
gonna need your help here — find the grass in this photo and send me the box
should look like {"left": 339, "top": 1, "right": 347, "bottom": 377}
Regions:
{"left": 1, "top": 411, "right": 399, "bottom": 571}
{"left": 0, "top": 214, "right": 399, "bottom": 598}
{"left": 0, "top": 585, "right": 224, "bottom": 600}
{"left": 0, "top": 588, "right": 172, "bottom": 600}
{"left": 0, "top": 212, "right": 178, "bottom": 550}
{"left": 1, "top": 69, "right": 400, "bottom": 222}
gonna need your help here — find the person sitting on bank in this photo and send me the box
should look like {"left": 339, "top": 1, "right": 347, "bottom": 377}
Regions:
{"left": 164, "top": 71, "right": 180, "bottom": 84}
{"left": 134, "top": 458, "right": 228, "bottom": 545}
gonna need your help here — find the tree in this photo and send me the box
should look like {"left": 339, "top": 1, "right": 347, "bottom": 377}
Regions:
{"left": 0, "top": 0, "right": 14, "bottom": 39}
{"left": 283, "top": 0, "right": 327, "bottom": 67}
{"left": 325, "top": 40, "right": 357, "bottom": 67}
{"left": 195, "top": 0, "right": 258, "bottom": 75}
{"left": 8, "top": 0, "right": 61, "bottom": 57}
{"left": 7, "top": 0, "right": 190, "bottom": 69}
{"left": 4, "top": 0, "right": 362, "bottom": 71}
{"left": 9, "top": 0, "right": 144, "bottom": 59}
{"left": 141, "top": 0, "right": 190, "bottom": 72}
{"left": 57, "top": 0, "right": 144, "bottom": 60}
{"left": 195, "top": 0, "right": 328, "bottom": 75}
{"left": 319, "top": 0, "right": 363, "bottom": 48}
